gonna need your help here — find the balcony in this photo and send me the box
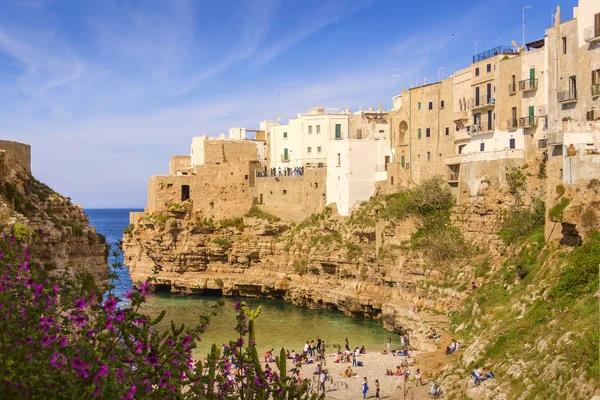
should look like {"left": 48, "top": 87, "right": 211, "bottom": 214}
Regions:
{"left": 470, "top": 96, "right": 495, "bottom": 111}
{"left": 280, "top": 155, "right": 290, "bottom": 162}
{"left": 592, "top": 84, "right": 600, "bottom": 97}
{"left": 519, "top": 116, "right": 537, "bottom": 128}
{"left": 558, "top": 89, "right": 577, "bottom": 104}
{"left": 547, "top": 133, "right": 564, "bottom": 145}
{"left": 506, "top": 119, "right": 519, "bottom": 130}
{"left": 469, "top": 123, "right": 495, "bottom": 136}
{"left": 584, "top": 26, "right": 600, "bottom": 43}
{"left": 508, "top": 83, "right": 516, "bottom": 94}
{"left": 519, "top": 78, "right": 538, "bottom": 92}
{"left": 453, "top": 110, "right": 469, "bottom": 121}
{"left": 454, "top": 130, "right": 471, "bottom": 142}
{"left": 448, "top": 172, "right": 459, "bottom": 183}
{"left": 473, "top": 46, "right": 517, "bottom": 63}
{"left": 445, "top": 154, "right": 463, "bottom": 165}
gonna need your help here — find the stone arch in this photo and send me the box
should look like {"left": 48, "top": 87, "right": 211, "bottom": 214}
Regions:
{"left": 398, "top": 120, "right": 408, "bottom": 144}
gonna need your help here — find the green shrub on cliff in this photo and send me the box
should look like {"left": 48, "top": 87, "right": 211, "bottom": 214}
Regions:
{"left": 245, "top": 205, "right": 281, "bottom": 223}
{"left": 549, "top": 197, "right": 570, "bottom": 221}
{"left": 498, "top": 199, "right": 546, "bottom": 245}
{"left": 12, "top": 222, "right": 30, "bottom": 241}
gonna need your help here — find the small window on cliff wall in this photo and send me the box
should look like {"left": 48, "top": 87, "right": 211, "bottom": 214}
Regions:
{"left": 181, "top": 185, "right": 190, "bottom": 201}
{"left": 283, "top": 189, "right": 287, "bottom": 195}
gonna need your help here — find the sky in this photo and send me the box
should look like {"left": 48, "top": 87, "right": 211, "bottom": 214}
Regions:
{"left": 0, "top": 0, "right": 577, "bottom": 208}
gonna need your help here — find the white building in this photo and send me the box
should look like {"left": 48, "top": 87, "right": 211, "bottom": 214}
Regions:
{"left": 269, "top": 107, "right": 350, "bottom": 170}
{"left": 326, "top": 139, "right": 391, "bottom": 216}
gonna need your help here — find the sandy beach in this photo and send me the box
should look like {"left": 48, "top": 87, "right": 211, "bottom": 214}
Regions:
{"left": 285, "top": 351, "right": 439, "bottom": 400}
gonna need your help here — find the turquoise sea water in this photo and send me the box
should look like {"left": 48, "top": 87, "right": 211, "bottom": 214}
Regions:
{"left": 85, "top": 209, "right": 394, "bottom": 358}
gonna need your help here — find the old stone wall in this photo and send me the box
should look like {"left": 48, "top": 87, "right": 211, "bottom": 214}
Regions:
{"left": 253, "top": 168, "right": 326, "bottom": 222}
{"left": 169, "top": 156, "right": 192, "bottom": 176}
{"left": 0, "top": 140, "right": 31, "bottom": 175}
{"left": 202, "top": 140, "right": 257, "bottom": 166}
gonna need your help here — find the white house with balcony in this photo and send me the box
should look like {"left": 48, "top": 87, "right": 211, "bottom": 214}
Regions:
{"left": 269, "top": 107, "right": 350, "bottom": 170}
{"left": 326, "top": 139, "right": 390, "bottom": 216}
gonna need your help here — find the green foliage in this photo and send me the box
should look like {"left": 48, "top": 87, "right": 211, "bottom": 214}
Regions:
{"left": 556, "top": 184, "right": 566, "bottom": 198}
{"left": 506, "top": 166, "right": 527, "bottom": 205}
{"left": 123, "top": 224, "right": 134, "bottom": 236}
{"left": 214, "top": 278, "right": 224, "bottom": 288}
{"left": 245, "top": 205, "right": 281, "bottom": 223}
{"left": 194, "top": 217, "right": 215, "bottom": 230}
{"left": 293, "top": 259, "right": 308, "bottom": 275}
{"left": 72, "top": 225, "right": 84, "bottom": 236}
{"left": 310, "top": 231, "right": 342, "bottom": 247}
{"left": 549, "top": 197, "right": 570, "bottom": 221}
{"left": 359, "top": 266, "right": 368, "bottom": 280}
{"left": 537, "top": 160, "right": 546, "bottom": 179}
{"left": 474, "top": 257, "right": 491, "bottom": 278}
{"left": 12, "top": 222, "right": 30, "bottom": 241}
{"left": 219, "top": 217, "right": 244, "bottom": 229}
{"left": 211, "top": 237, "right": 232, "bottom": 251}
{"left": 498, "top": 200, "right": 546, "bottom": 245}
{"left": 345, "top": 242, "right": 363, "bottom": 262}
{"left": 167, "top": 202, "right": 183, "bottom": 211}
{"left": 97, "top": 233, "right": 106, "bottom": 243}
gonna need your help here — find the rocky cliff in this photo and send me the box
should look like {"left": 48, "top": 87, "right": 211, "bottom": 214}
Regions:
{"left": 0, "top": 141, "right": 109, "bottom": 285}
{"left": 123, "top": 175, "right": 599, "bottom": 399}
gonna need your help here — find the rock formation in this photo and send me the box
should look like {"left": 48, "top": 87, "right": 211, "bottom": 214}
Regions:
{"left": 0, "top": 141, "right": 109, "bottom": 284}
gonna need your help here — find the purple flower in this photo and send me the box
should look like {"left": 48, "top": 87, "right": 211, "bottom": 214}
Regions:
{"left": 115, "top": 310, "right": 125, "bottom": 322}
{"left": 73, "top": 297, "right": 87, "bottom": 311}
{"left": 125, "top": 290, "right": 134, "bottom": 300}
{"left": 73, "top": 313, "right": 87, "bottom": 327}
{"left": 60, "top": 337, "right": 67, "bottom": 347}
{"left": 104, "top": 297, "right": 118, "bottom": 313}
{"left": 139, "top": 281, "right": 152, "bottom": 295}
{"left": 234, "top": 301, "right": 241, "bottom": 312}
{"left": 144, "top": 353, "right": 159, "bottom": 367}
{"left": 98, "top": 364, "right": 108, "bottom": 377}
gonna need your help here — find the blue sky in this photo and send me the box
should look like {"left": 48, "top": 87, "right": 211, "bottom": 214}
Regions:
{"left": 0, "top": 0, "right": 576, "bottom": 208}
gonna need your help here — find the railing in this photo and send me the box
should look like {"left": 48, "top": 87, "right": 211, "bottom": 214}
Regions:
{"left": 506, "top": 119, "right": 518, "bottom": 130}
{"left": 470, "top": 122, "right": 495, "bottom": 135}
{"left": 519, "top": 79, "right": 538, "bottom": 91}
{"left": 473, "top": 46, "right": 516, "bottom": 63}
{"left": 538, "top": 139, "right": 547, "bottom": 150}
{"left": 470, "top": 96, "right": 495, "bottom": 109}
{"left": 547, "top": 133, "right": 564, "bottom": 145}
{"left": 448, "top": 172, "right": 459, "bottom": 182}
{"left": 592, "top": 83, "right": 600, "bottom": 97}
{"left": 508, "top": 83, "right": 516, "bottom": 94}
{"left": 558, "top": 89, "right": 577, "bottom": 103}
{"left": 584, "top": 26, "right": 600, "bottom": 43}
{"left": 460, "top": 149, "right": 524, "bottom": 164}
{"left": 519, "top": 116, "right": 537, "bottom": 128}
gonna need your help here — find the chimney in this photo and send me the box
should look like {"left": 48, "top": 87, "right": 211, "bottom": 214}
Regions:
{"left": 424, "top": 77, "right": 426, "bottom": 85}
{"left": 378, "top": 103, "right": 382, "bottom": 113}
{"left": 555, "top": 5, "right": 560, "bottom": 26}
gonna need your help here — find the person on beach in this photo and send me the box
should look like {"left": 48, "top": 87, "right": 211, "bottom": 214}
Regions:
{"left": 375, "top": 379, "right": 380, "bottom": 399}
{"left": 387, "top": 336, "right": 391, "bottom": 351}
{"left": 361, "top": 377, "right": 369, "bottom": 399}
{"left": 352, "top": 351, "right": 357, "bottom": 367}
{"left": 415, "top": 368, "right": 424, "bottom": 386}
{"left": 345, "top": 338, "right": 350, "bottom": 351}
{"left": 320, "top": 370, "right": 327, "bottom": 393}
{"left": 316, "top": 337, "right": 322, "bottom": 354}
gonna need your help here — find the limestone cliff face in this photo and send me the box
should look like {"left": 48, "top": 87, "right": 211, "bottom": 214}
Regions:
{"left": 123, "top": 205, "right": 476, "bottom": 353}
{"left": 0, "top": 142, "right": 109, "bottom": 284}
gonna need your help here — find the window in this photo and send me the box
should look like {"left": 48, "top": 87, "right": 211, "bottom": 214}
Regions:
{"left": 335, "top": 124, "right": 342, "bottom": 139}
{"left": 486, "top": 63, "right": 491, "bottom": 73}
{"left": 308, "top": 126, "right": 313, "bottom": 134}
{"left": 316, "top": 125, "right": 321, "bottom": 133}
{"left": 427, "top": 151, "right": 431, "bottom": 161}
{"left": 401, "top": 155, "right": 405, "bottom": 168}
{"left": 428, "top": 101, "right": 433, "bottom": 110}
{"left": 417, "top": 102, "right": 421, "bottom": 110}
{"left": 480, "top": 143, "right": 485, "bottom": 152}
{"left": 283, "top": 148, "right": 288, "bottom": 160}
{"left": 569, "top": 76, "right": 577, "bottom": 96}
{"left": 562, "top": 37, "right": 567, "bottom": 54}
{"left": 418, "top": 128, "right": 422, "bottom": 139}
{"left": 511, "top": 107, "right": 517, "bottom": 128}
{"left": 475, "top": 67, "right": 480, "bottom": 76}
{"left": 426, "top": 128, "right": 431, "bottom": 137}
{"left": 181, "top": 185, "right": 190, "bottom": 201}
{"left": 356, "top": 128, "right": 363, "bottom": 139}
{"left": 317, "top": 146, "right": 322, "bottom": 153}
{"left": 440, "top": 100, "right": 445, "bottom": 109}
{"left": 337, "top": 153, "right": 341, "bottom": 167}
{"left": 593, "top": 69, "right": 600, "bottom": 85}
{"left": 445, "top": 127, "right": 449, "bottom": 136}
{"left": 509, "top": 138, "right": 516, "bottom": 149}
{"left": 458, "top": 144, "right": 465, "bottom": 154}
{"left": 307, "top": 147, "right": 312, "bottom": 153}
{"left": 283, "top": 190, "right": 287, "bottom": 195}
{"left": 315, "top": 182, "right": 318, "bottom": 189}
{"left": 283, "top": 131, "right": 288, "bottom": 139}
{"left": 510, "top": 75, "right": 516, "bottom": 93}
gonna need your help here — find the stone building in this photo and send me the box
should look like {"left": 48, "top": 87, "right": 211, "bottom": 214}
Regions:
{"left": 143, "top": 136, "right": 260, "bottom": 220}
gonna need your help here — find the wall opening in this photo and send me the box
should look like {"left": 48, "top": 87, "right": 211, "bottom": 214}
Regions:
{"left": 259, "top": 194, "right": 263, "bottom": 204}
{"left": 560, "top": 223, "right": 581, "bottom": 247}
{"left": 154, "top": 283, "right": 172, "bottom": 292}
{"left": 181, "top": 185, "right": 190, "bottom": 201}
{"left": 202, "top": 288, "right": 224, "bottom": 296}
{"left": 391, "top": 176, "right": 394, "bottom": 185}
{"left": 283, "top": 189, "right": 287, "bottom": 194}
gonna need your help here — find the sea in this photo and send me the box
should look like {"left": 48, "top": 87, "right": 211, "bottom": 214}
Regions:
{"left": 85, "top": 209, "right": 393, "bottom": 357}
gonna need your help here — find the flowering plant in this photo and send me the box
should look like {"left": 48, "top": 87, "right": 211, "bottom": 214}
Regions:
{"left": 0, "top": 232, "right": 322, "bottom": 399}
